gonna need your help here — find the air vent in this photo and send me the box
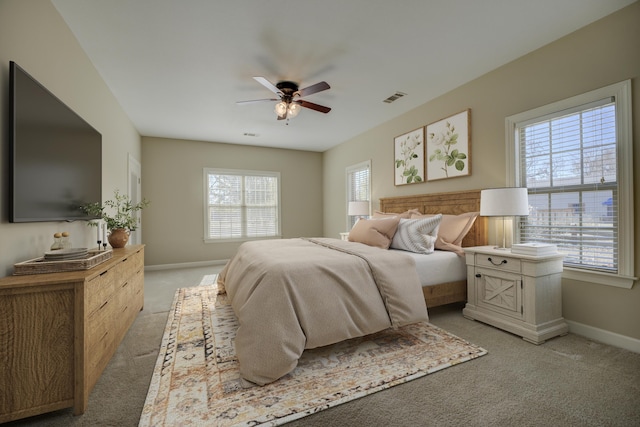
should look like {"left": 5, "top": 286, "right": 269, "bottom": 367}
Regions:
{"left": 383, "top": 91, "right": 407, "bottom": 104}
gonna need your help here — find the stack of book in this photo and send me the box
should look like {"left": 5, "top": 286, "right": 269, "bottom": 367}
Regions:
{"left": 511, "top": 242, "right": 558, "bottom": 256}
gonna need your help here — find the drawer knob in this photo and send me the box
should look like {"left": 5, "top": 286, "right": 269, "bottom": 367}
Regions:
{"left": 475, "top": 273, "right": 481, "bottom": 278}
{"left": 487, "top": 257, "right": 507, "bottom": 266}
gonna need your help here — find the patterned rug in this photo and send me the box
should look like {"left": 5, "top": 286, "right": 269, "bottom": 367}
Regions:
{"left": 139, "top": 285, "right": 487, "bottom": 427}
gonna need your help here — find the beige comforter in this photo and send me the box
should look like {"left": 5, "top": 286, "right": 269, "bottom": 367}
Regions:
{"left": 217, "top": 237, "right": 428, "bottom": 385}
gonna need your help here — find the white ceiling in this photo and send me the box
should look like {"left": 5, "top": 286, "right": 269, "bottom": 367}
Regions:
{"left": 52, "top": 0, "right": 634, "bottom": 152}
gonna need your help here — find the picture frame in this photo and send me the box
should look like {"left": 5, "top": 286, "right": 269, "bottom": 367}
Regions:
{"left": 394, "top": 127, "right": 425, "bottom": 186}
{"left": 425, "top": 109, "right": 471, "bottom": 181}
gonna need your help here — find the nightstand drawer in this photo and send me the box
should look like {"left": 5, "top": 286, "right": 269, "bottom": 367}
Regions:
{"left": 475, "top": 253, "right": 521, "bottom": 273}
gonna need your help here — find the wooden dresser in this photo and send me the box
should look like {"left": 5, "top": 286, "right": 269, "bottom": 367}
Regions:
{"left": 0, "top": 245, "right": 144, "bottom": 423}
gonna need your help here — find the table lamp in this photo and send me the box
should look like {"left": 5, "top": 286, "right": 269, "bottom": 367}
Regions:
{"left": 348, "top": 201, "right": 370, "bottom": 221}
{"left": 480, "top": 188, "right": 529, "bottom": 249}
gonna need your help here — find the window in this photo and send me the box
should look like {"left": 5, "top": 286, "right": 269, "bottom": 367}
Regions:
{"left": 506, "top": 80, "right": 634, "bottom": 288}
{"left": 204, "top": 168, "right": 281, "bottom": 241}
{"left": 346, "top": 160, "right": 371, "bottom": 230}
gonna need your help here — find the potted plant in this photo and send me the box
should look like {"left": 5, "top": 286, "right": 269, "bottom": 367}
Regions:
{"left": 82, "top": 190, "right": 150, "bottom": 248}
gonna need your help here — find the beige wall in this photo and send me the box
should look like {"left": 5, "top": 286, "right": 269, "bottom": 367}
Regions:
{"left": 323, "top": 2, "right": 640, "bottom": 341}
{"left": 141, "top": 137, "right": 323, "bottom": 266}
{"left": 0, "top": 0, "right": 141, "bottom": 275}
{"left": 2, "top": 0, "right": 638, "bottom": 344}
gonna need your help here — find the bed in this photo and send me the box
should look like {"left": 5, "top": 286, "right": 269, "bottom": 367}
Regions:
{"left": 379, "top": 189, "right": 488, "bottom": 307}
{"left": 218, "top": 237, "right": 429, "bottom": 386}
{"left": 218, "top": 189, "right": 486, "bottom": 386}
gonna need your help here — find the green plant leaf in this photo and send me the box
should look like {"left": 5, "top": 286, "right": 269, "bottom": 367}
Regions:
{"left": 455, "top": 160, "right": 465, "bottom": 171}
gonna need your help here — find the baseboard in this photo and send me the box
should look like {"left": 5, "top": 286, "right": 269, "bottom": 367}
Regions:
{"left": 145, "top": 259, "right": 229, "bottom": 271}
{"left": 567, "top": 320, "right": 640, "bottom": 354}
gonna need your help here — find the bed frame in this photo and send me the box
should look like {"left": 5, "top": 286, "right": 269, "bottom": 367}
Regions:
{"left": 379, "top": 189, "right": 488, "bottom": 308}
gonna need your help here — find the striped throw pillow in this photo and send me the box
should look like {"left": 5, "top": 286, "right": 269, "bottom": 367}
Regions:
{"left": 390, "top": 214, "right": 442, "bottom": 254}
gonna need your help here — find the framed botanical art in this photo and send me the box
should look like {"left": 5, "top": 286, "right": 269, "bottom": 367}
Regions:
{"left": 394, "top": 127, "right": 424, "bottom": 185}
{"left": 426, "top": 109, "right": 471, "bottom": 181}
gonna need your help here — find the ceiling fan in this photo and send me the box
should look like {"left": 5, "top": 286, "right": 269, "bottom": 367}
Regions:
{"left": 237, "top": 77, "right": 331, "bottom": 121}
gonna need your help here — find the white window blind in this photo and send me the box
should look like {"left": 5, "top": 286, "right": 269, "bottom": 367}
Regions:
{"left": 518, "top": 99, "right": 617, "bottom": 273}
{"left": 346, "top": 161, "right": 371, "bottom": 230}
{"left": 204, "top": 169, "right": 280, "bottom": 241}
{"left": 507, "top": 80, "right": 635, "bottom": 288}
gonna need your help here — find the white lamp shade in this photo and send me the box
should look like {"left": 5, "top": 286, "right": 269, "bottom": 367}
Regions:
{"left": 480, "top": 188, "right": 529, "bottom": 217}
{"left": 348, "top": 201, "right": 370, "bottom": 216}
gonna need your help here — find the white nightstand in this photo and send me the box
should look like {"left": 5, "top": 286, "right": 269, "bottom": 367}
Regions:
{"left": 462, "top": 245, "right": 568, "bottom": 344}
{"left": 339, "top": 232, "right": 350, "bottom": 241}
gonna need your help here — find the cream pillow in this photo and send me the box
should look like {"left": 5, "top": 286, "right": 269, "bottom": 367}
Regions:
{"left": 390, "top": 215, "right": 442, "bottom": 254}
{"left": 348, "top": 216, "right": 401, "bottom": 249}
{"left": 411, "top": 212, "right": 479, "bottom": 255}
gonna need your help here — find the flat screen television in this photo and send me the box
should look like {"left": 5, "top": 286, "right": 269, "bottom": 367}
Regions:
{"left": 9, "top": 61, "right": 102, "bottom": 222}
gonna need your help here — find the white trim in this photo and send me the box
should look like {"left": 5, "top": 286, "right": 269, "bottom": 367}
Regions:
{"left": 506, "top": 80, "right": 634, "bottom": 288}
{"left": 567, "top": 320, "right": 640, "bottom": 354}
{"left": 345, "top": 160, "right": 371, "bottom": 230}
{"left": 145, "top": 259, "right": 229, "bottom": 271}
{"left": 127, "top": 153, "right": 142, "bottom": 245}
{"left": 563, "top": 268, "right": 636, "bottom": 289}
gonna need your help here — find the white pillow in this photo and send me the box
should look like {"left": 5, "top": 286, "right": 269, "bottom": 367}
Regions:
{"left": 390, "top": 215, "right": 442, "bottom": 254}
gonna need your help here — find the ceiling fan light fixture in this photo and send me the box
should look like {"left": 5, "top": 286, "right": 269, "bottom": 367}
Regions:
{"left": 274, "top": 101, "right": 288, "bottom": 116}
{"left": 242, "top": 77, "right": 331, "bottom": 121}
{"left": 288, "top": 102, "right": 301, "bottom": 118}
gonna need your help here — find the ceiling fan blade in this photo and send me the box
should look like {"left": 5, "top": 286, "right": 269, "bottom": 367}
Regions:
{"left": 297, "top": 81, "right": 330, "bottom": 97}
{"left": 236, "top": 98, "right": 278, "bottom": 105}
{"left": 253, "top": 77, "right": 281, "bottom": 95}
{"left": 297, "top": 100, "right": 331, "bottom": 114}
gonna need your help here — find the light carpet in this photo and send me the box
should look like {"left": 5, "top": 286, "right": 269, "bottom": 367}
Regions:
{"left": 139, "top": 285, "right": 487, "bottom": 427}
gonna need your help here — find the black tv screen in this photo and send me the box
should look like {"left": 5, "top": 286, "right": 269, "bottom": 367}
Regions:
{"left": 9, "top": 61, "right": 102, "bottom": 222}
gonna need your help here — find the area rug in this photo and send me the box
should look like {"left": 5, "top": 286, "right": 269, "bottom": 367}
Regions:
{"left": 139, "top": 285, "right": 487, "bottom": 427}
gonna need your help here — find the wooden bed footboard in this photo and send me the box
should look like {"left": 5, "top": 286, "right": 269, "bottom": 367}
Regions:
{"left": 379, "top": 189, "right": 488, "bottom": 308}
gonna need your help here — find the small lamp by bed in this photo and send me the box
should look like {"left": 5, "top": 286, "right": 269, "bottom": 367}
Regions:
{"left": 480, "top": 188, "right": 529, "bottom": 250}
{"left": 348, "top": 201, "right": 370, "bottom": 221}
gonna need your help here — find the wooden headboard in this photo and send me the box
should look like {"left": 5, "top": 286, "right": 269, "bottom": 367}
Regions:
{"left": 379, "top": 189, "right": 488, "bottom": 248}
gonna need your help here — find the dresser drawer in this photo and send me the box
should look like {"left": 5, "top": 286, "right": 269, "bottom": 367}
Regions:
{"left": 86, "top": 270, "right": 116, "bottom": 316}
{"left": 114, "top": 251, "right": 144, "bottom": 283}
{"left": 86, "top": 296, "right": 115, "bottom": 389}
{"left": 475, "top": 253, "right": 521, "bottom": 273}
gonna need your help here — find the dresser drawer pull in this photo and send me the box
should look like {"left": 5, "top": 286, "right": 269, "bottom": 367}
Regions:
{"left": 99, "top": 300, "right": 109, "bottom": 310}
{"left": 476, "top": 273, "right": 482, "bottom": 278}
{"left": 487, "top": 257, "right": 507, "bottom": 266}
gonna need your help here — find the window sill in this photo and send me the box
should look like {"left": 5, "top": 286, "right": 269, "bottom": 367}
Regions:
{"left": 563, "top": 267, "right": 637, "bottom": 289}
{"left": 204, "top": 235, "right": 282, "bottom": 244}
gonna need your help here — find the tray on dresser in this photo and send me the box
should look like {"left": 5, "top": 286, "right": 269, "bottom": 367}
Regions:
{"left": 14, "top": 249, "right": 113, "bottom": 275}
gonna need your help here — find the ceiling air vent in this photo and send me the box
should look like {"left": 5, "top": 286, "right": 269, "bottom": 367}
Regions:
{"left": 383, "top": 91, "right": 407, "bottom": 104}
